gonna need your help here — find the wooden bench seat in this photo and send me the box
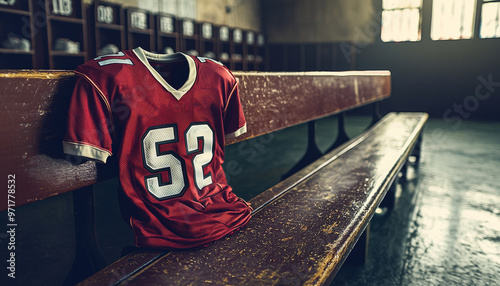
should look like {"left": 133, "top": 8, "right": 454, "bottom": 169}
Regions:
{"left": 0, "top": 69, "right": 428, "bottom": 285}
{"left": 79, "top": 112, "right": 427, "bottom": 286}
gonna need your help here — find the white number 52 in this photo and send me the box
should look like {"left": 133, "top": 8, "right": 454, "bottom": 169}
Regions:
{"left": 142, "top": 123, "right": 214, "bottom": 200}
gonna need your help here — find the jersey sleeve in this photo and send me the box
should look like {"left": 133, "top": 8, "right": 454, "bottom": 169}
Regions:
{"left": 62, "top": 73, "right": 114, "bottom": 163}
{"left": 224, "top": 80, "right": 247, "bottom": 138}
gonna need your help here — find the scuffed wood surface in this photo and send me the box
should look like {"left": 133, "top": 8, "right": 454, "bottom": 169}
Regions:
{"left": 79, "top": 112, "right": 428, "bottom": 286}
{"left": 230, "top": 71, "right": 391, "bottom": 144}
{"left": 77, "top": 249, "right": 167, "bottom": 286}
{"left": 0, "top": 70, "right": 390, "bottom": 210}
{"left": 0, "top": 71, "right": 103, "bottom": 209}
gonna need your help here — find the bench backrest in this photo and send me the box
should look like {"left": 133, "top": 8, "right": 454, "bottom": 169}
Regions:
{"left": 0, "top": 70, "right": 390, "bottom": 210}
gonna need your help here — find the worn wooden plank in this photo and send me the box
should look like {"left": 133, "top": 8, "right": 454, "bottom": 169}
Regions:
{"left": 0, "top": 71, "right": 102, "bottom": 210}
{"left": 0, "top": 70, "right": 390, "bottom": 210}
{"left": 230, "top": 71, "right": 391, "bottom": 144}
{"left": 104, "top": 112, "right": 428, "bottom": 286}
{"left": 76, "top": 249, "right": 167, "bottom": 286}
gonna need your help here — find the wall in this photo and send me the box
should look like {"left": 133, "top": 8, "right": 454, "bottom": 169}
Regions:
{"left": 197, "top": 0, "right": 261, "bottom": 31}
{"left": 356, "top": 37, "right": 500, "bottom": 121}
{"left": 261, "top": 0, "right": 499, "bottom": 121}
{"left": 354, "top": 1, "right": 500, "bottom": 121}
{"left": 263, "top": 0, "right": 375, "bottom": 43}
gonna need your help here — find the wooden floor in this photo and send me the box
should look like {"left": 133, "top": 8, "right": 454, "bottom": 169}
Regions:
{"left": 1, "top": 115, "right": 499, "bottom": 286}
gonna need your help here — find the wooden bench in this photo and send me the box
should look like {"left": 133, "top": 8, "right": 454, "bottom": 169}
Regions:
{"left": 0, "top": 70, "right": 427, "bottom": 285}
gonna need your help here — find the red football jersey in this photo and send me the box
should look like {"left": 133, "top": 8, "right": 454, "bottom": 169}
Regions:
{"left": 63, "top": 47, "right": 252, "bottom": 249}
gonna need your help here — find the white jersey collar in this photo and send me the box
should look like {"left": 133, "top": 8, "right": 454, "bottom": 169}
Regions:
{"left": 132, "top": 47, "right": 196, "bottom": 100}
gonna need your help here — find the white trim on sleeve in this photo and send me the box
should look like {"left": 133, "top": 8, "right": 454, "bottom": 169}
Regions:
{"left": 225, "top": 124, "right": 247, "bottom": 139}
{"left": 62, "top": 141, "right": 111, "bottom": 164}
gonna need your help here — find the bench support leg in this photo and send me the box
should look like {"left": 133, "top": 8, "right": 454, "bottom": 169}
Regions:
{"left": 370, "top": 102, "right": 382, "bottom": 127}
{"left": 64, "top": 185, "right": 107, "bottom": 286}
{"left": 400, "top": 163, "right": 408, "bottom": 182}
{"left": 282, "top": 121, "right": 323, "bottom": 179}
{"left": 379, "top": 182, "right": 397, "bottom": 214}
{"left": 412, "top": 133, "right": 423, "bottom": 166}
{"left": 346, "top": 223, "right": 370, "bottom": 265}
{"left": 326, "top": 112, "right": 350, "bottom": 153}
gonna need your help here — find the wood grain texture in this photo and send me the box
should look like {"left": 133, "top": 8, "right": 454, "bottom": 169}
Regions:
{"left": 229, "top": 71, "right": 391, "bottom": 144}
{"left": 0, "top": 71, "right": 101, "bottom": 209}
{"left": 0, "top": 70, "right": 390, "bottom": 210}
{"left": 76, "top": 249, "right": 167, "bottom": 286}
{"left": 79, "top": 112, "right": 428, "bottom": 286}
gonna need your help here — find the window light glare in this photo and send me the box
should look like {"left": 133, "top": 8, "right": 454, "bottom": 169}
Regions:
{"left": 381, "top": 0, "right": 422, "bottom": 42}
{"left": 381, "top": 8, "right": 421, "bottom": 42}
{"left": 383, "top": 0, "right": 423, "bottom": 10}
{"left": 382, "top": 0, "right": 500, "bottom": 41}
{"left": 430, "top": 0, "right": 476, "bottom": 40}
{"left": 480, "top": 3, "right": 500, "bottom": 38}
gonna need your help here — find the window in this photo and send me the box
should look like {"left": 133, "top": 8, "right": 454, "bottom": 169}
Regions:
{"left": 480, "top": 1, "right": 500, "bottom": 38}
{"left": 381, "top": 0, "right": 423, "bottom": 42}
{"left": 431, "top": 0, "right": 476, "bottom": 40}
